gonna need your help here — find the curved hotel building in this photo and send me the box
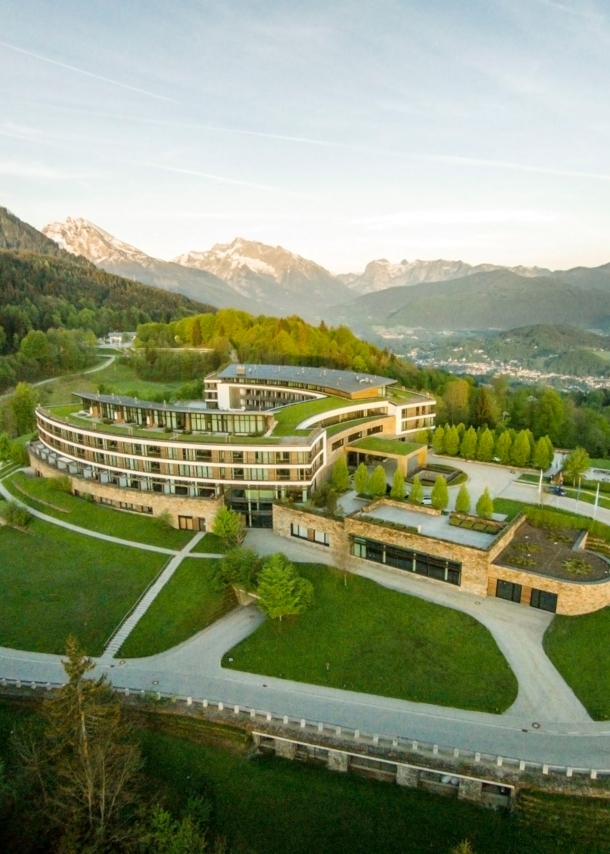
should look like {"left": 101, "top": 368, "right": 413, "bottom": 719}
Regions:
{"left": 31, "top": 364, "right": 435, "bottom": 531}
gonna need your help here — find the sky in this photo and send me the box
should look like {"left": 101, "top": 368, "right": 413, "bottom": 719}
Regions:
{"left": 0, "top": 0, "right": 609, "bottom": 273}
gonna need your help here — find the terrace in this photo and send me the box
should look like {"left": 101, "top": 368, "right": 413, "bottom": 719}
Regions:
{"left": 357, "top": 503, "right": 503, "bottom": 549}
{"left": 495, "top": 522, "right": 610, "bottom": 583}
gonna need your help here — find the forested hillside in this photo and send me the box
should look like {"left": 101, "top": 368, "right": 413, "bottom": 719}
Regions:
{"left": 134, "top": 309, "right": 446, "bottom": 391}
{"left": 0, "top": 249, "right": 215, "bottom": 391}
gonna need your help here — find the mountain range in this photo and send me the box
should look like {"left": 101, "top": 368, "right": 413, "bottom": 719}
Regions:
{"left": 28, "top": 214, "right": 610, "bottom": 334}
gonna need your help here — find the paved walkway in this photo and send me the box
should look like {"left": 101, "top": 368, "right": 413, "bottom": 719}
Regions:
{"left": 101, "top": 531, "right": 207, "bottom": 660}
{"left": 0, "top": 478, "right": 178, "bottom": 555}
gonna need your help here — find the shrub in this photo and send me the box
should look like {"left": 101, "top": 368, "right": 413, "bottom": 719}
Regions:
{"left": 1, "top": 500, "right": 32, "bottom": 527}
{"left": 409, "top": 475, "right": 424, "bottom": 505}
{"left": 155, "top": 510, "right": 174, "bottom": 530}
{"left": 50, "top": 475, "right": 72, "bottom": 493}
{"left": 390, "top": 468, "right": 405, "bottom": 500}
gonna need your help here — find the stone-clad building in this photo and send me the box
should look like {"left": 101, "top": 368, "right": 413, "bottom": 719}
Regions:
{"left": 30, "top": 363, "right": 434, "bottom": 532}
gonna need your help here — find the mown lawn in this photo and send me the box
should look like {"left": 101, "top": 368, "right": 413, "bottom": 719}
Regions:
{"left": 119, "top": 558, "right": 235, "bottom": 658}
{"left": 190, "top": 532, "right": 226, "bottom": 553}
{"left": 6, "top": 472, "right": 192, "bottom": 550}
{"left": 224, "top": 564, "right": 518, "bottom": 713}
{"left": 544, "top": 608, "right": 610, "bottom": 720}
{"left": 0, "top": 517, "right": 165, "bottom": 655}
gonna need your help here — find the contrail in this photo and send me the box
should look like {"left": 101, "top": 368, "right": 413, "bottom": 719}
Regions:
{"left": 144, "top": 163, "right": 315, "bottom": 199}
{"left": 0, "top": 40, "right": 183, "bottom": 105}
{"left": 42, "top": 106, "right": 610, "bottom": 185}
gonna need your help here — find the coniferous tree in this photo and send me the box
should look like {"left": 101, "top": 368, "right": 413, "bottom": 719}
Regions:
{"left": 354, "top": 462, "right": 370, "bottom": 495}
{"left": 390, "top": 467, "right": 405, "bottom": 500}
{"left": 460, "top": 426, "right": 477, "bottom": 460}
{"left": 495, "top": 430, "right": 512, "bottom": 465}
{"left": 256, "top": 553, "right": 314, "bottom": 621}
{"left": 455, "top": 483, "right": 471, "bottom": 514}
{"left": 432, "top": 425, "right": 446, "bottom": 455}
{"left": 476, "top": 427, "right": 495, "bottom": 462}
{"left": 444, "top": 425, "right": 460, "bottom": 456}
{"left": 476, "top": 488, "right": 494, "bottom": 519}
{"left": 431, "top": 475, "right": 449, "bottom": 511}
{"left": 212, "top": 505, "right": 245, "bottom": 547}
{"left": 331, "top": 454, "right": 350, "bottom": 492}
{"left": 511, "top": 430, "right": 532, "bottom": 467}
{"left": 408, "top": 475, "right": 424, "bottom": 504}
{"left": 369, "top": 465, "right": 387, "bottom": 498}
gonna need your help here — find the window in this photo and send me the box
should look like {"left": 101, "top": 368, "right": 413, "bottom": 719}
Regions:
{"left": 178, "top": 515, "right": 193, "bottom": 530}
{"left": 352, "top": 537, "right": 461, "bottom": 586}
{"left": 530, "top": 588, "right": 558, "bottom": 613}
{"left": 291, "top": 523, "right": 309, "bottom": 540}
{"left": 496, "top": 580, "right": 522, "bottom": 603}
{"left": 277, "top": 469, "right": 291, "bottom": 481}
{"left": 314, "top": 529, "right": 330, "bottom": 546}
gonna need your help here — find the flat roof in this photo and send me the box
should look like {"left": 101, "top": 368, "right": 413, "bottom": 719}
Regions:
{"left": 213, "top": 364, "right": 396, "bottom": 395}
{"left": 362, "top": 504, "right": 499, "bottom": 549}
{"left": 347, "top": 437, "right": 423, "bottom": 456}
{"left": 73, "top": 392, "right": 268, "bottom": 416}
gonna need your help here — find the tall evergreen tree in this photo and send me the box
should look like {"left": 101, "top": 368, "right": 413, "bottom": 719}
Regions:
{"left": 476, "top": 427, "right": 495, "bottom": 462}
{"left": 432, "top": 425, "right": 445, "bottom": 455}
{"left": 473, "top": 386, "right": 497, "bottom": 428}
{"left": 354, "top": 462, "right": 370, "bottom": 495}
{"left": 533, "top": 436, "right": 552, "bottom": 471}
{"left": 460, "top": 426, "right": 477, "bottom": 460}
{"left": 331, "top": 454, "right": 350, "bottom": 492}
{"left": 495, "top": 430, "right": 512, "bottom": 465}
{"left": 431, "top": 475, "right": 449, "bottom": 511}
{"left": 408, "top": 475, "right": 424, "bottom": 504}
{"left": 369, "top": 465, "right": 387, "bottom": 498}
{"left": 444, "top": 425, "right": 460, "bottom": 456}
{"left": 455, "top": 483, "right": 471, "bottom": 514}
{"left": 476, "top": 488, "right": 494, "bottom": 519}
{"left": 390, "top": 467, "right": 405, "bottom": 500}
{"left": 511, "top": 430, "right": 532, "bottom": 467}
{"left": 256, "top": 554, "right": 314, "bottom": 621}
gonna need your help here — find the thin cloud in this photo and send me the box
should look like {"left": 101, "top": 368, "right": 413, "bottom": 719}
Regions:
{"left": 355, "top": 210, "right": 561, "bottom": 229}
{"left": 0, "top": 40, "right": 183, "bottom": 105}
{"left": 535, "top": 0, "right": 605, "bottom": 20}
{"left": 0, "top": 161, "right": 66, "bottom": 180}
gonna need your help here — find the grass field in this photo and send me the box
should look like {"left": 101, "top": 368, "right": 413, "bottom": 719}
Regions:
{"left": 6, "top": 472, "right": 192, "bottom": 550}
{"left": 224, "top": 563, "right": 517, "bottom": 713}
{"left": 0, "top": 517, "right": 165, "bottom": 655}
{"left": 0, "top": 700, "right": 592, "bottom": 854}
{"left": 591, "top": 459, "right": 610, "bottom": 471}
{"left": 544, "top": 608, "right": 610, "bottom": 720}
{"left": 190, "top": 532, "right": 226, "bottom": 553}
{"left": 119, "top": 558, "right": 235, "bottom": 658}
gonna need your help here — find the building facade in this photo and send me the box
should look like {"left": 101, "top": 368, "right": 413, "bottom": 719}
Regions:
{"left": 31, "top": 364, "right": 435, "bottom": 530}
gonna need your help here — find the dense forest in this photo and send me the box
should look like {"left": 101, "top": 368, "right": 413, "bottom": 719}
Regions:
{"left": 133, "top": 310, "right": 610, "bottom": 458}
{"left": 0, "top": 251, "right": 215, "bottom": 391}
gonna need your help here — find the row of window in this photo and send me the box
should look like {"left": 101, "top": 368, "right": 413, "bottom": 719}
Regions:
{"left": 290, "top": 523, "right": 330, "bottom": 546}
{"left": 351, "top": 537, "right": 461, "bottom": 586}
{"left": 91, "top": 403, "right": 267, "bottom": 435}
{"left": 331, "top": 424, "right": 383, "bottom": 452}
{"left": 39, "top": 416, "right": 319, "bottom": 464}
{"left": 495, "top": 580, "right": 558, "bottom": 613}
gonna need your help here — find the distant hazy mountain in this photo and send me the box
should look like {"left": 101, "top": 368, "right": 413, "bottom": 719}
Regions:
{"left": 336, "top": 269, "right": 610, "bottom": 334}
{"left": 174, "top": 237, "right": 351, "bottom": 315}
{"left": 340, "top": 257, "right": 552, "bottom": 295}
{"left": 42, "top": 218, "right": 258, "bottom": 312}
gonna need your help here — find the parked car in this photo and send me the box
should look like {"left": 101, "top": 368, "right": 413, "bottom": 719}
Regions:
{"left": 548, "top": 485, "right": 566, "bottom": 496}
{"left": 421, "top": 496, "right": 433, "bottom": 506}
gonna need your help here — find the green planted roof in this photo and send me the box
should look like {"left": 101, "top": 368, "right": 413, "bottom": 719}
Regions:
{"left": 347, "top": 436, "right": 424, "bottom": 456}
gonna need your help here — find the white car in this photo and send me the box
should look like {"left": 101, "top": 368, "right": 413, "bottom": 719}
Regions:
{"left": 422, "top": 496, "right": 432, "bottom": 506}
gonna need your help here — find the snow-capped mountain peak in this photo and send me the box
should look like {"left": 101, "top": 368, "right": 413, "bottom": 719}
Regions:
{"left": 42, "top": 217, "right": 160, "bottom": 269}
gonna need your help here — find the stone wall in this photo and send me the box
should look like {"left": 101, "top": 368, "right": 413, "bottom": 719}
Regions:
{"left": 273, "top": 503, "right": 610, "bottom": 613}
{"left": 30, "top": 455, "right": 223, "bottom": 530}
{"left": 488, "top": 563, "right": 610, "bottom": 616}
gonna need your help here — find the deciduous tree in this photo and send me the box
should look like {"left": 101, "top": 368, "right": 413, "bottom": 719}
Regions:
{"left": 212, "top": 505, "right": 245, "bottom": 548}
{"left": 10, "top": 382, "right": 36, "bottom": 436}
{"left": 563, "top": 446, "right": 590, "bottom": 486}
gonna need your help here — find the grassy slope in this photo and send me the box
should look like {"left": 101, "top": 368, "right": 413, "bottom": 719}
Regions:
{"left": 7, "top": 472, "right": 192, "bottom": 549}
{"left": 544, "top": 608, "right": 610, "bottom": 720}
{"left": 119, "top": 558, "right": 235, "bottom": 658}
{"left": 0, "top": 517, "right": 165, "bottom": 655}
{"left": 224, "top": 564, "right": 517, "bottom": 713}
